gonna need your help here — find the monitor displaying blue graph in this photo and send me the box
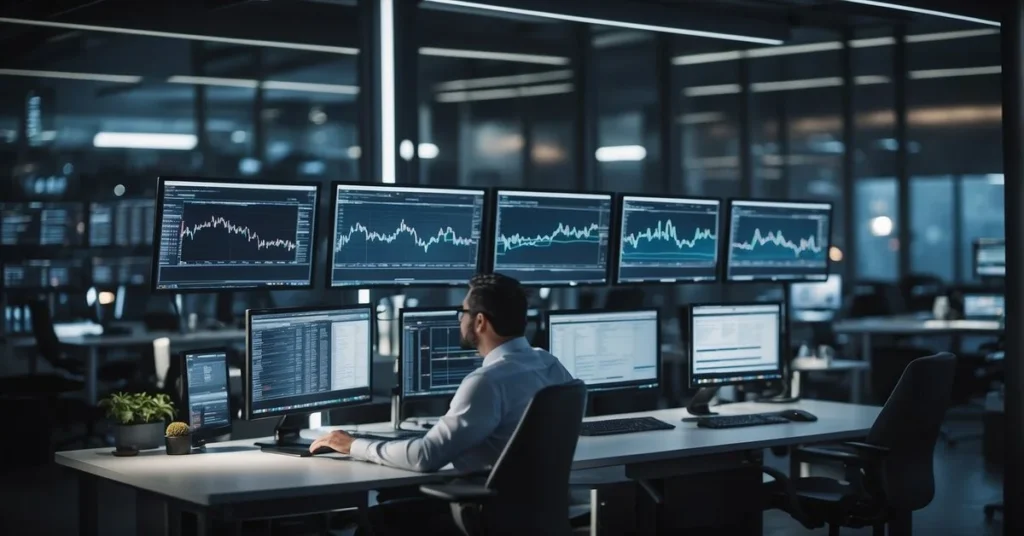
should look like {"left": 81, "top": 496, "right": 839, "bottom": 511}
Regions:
{"left": 330, "top": 184, "right": 485, "bottom": 287}
{"left": 616, "top": 195, "right": 720, "bottom": 284}
{"left": 726, "top": 200, "right": 832, "bottom": 282}
{"left": 492, "top": 190, "right": 612, "bottom": 286}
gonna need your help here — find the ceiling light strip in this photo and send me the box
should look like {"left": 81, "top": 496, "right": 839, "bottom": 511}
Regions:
{"left": 0, "top": 68, "right": 140, "bottom": 83}
{"left": 436, "top": 82, "right": 574, "bottom": 103}
{"left": 420, "top": 46, "right": 569, "bottom": 65}
{"left": 434, "top": 69, "right": 572, "bottom": 91}
{"left": 909, "top": 66, "right": 1002, "bottom": 79}
{"left": 837, "top": 0, "right": 1000, "bottom": 27}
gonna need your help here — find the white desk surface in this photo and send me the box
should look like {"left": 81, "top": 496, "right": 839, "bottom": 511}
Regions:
{"left": 55, "top": 400, "right": 878, "bottom": 508}
{"left": 6, "top": 327, "right": 246, "bottom": 349}
{"left": 791, "top": 358, "right": 870, "bottom": 372}
{"left": 831, "top": 315, "right": 1002, "bottom": 335}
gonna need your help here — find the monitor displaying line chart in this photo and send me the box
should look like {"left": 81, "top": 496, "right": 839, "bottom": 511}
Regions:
{"left": 616, "top": 195, "right": 720, "bottom": 284}
{"left": 492, "top": 190, "right": 612, "bottom": 286}
{"left": 726, "top": 199, "right": 832, "bottom": 282}
{"left": 153, "top": 178, "right": 319, "bottom": 291}
{"left": 330, "top": 184, "right": 485, "bottom": 287}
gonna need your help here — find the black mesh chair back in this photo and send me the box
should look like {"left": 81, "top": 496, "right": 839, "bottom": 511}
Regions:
{"left": 483, "top": 379, "right": 586, "bottom": 534}
{"left": 27, "top": 300, "right": 64, "bottom": 366}
{"left": 868, "top": 346, "right": 934, "bottom": 405}
{"left": 865, "top": 352, "right": 956, "bottom": 511}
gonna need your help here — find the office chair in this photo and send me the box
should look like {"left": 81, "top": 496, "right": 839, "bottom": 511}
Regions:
{"left": 763, "top": 352, "right": 956, "bottom": 536}
{"left": 419, "top": 380, "right": 587, "bottom": 535}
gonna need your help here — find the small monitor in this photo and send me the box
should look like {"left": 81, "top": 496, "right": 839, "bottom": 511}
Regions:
{"left": 153, "top": 177, "right": 320, "bottom": 292}
{"left": 3, "top": 259, "right": 85, "bottom": 290}
{"left": 89, "top": 198, "right": 156, "bottom": 247}
{"left": 244, "top": 305, "right": 373, "bottom": 420}
{"left": 92, "top": 257, "right": 150, "bottom": 287}
{"left": 492, "top": 189, "right": 613, "bottom": 286}
{"left": 399, "top": 308, "right": 483, "bottom": 399}
{"left": 725, "top": 199, "right": 832, "bottom": 282}
{"left": 789, "top": 274, "right": 843, "bottom": 310}
{"left": 329, "top": 183, "right": 486, "bottom": 287}
{"left": 615, "top": 195, "right": 720, "bottom": 284}
{"left": 688, "top": 303, "right": 783, "bottom": 388}
{"left": 973, "top": 238, "right": 1005, "bottom": 278}
{"left": 963, "top": 293, "right": 1004, "bottom": 319}
{"left": 546, "top": 309, "right": 660, "bottom": 392}
{"left": 1, "top": 201, "right": 86, "bottom": 246}
{"left": 182, "top": 348, "right": 233, "bottom": 447}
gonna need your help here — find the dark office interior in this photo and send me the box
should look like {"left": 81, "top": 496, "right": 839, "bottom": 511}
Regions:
{"left": 0, "top": 0, "right": 1021, "bottom": 535}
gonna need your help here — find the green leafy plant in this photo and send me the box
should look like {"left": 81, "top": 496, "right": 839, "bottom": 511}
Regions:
{"left": 99, "top": 392, "right": 175, "bottom": 425}
{"left": 165, "top": 422, "right": 190, "bottom": 437}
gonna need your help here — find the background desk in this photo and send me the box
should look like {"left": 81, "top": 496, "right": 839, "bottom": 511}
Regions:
{"left": 57, "top": 399, "right": 879, "bottom": 535}
{"left": 831, "top": 316, "right": 1002, "bottom": 363}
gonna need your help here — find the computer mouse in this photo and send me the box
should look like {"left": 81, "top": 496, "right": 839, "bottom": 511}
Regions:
{"left": 779, "top": 409, "right": 818, "bottom": 422}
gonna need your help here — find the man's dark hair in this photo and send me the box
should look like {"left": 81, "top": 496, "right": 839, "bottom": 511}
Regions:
{"left": 467, "top": 273, "right": 528, "bottom": 337}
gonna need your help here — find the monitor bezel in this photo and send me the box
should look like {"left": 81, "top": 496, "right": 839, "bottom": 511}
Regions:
{"left": 545, "top": 307, "right": 662, "bottom": 393}
{"left": 327, "top": 181, "right": 489, "bottom": 288}
{"left": 489, "top": 187, "right": 615, "bottom": 287}
{"left": 723, "top": 198, "right": 834, "bottom": 283}
{"left": 611, "top": 193, "right": 723, "bottom": 286}
{"left": 686, "top": 301, "right": 785, "bottom": 389}
{"left": 397, "top": 306, "right": 470, "bottom": 402}
{"left": 151, "top": 175, "right": 322, "bottom": 294}
{"left": 243, "top": 304, "right": 375, "bottom": 420}
{"left": 180, "top": 346, "right": 234, "bottom": 447}
{"left": 972, "top": 237, "right": 1005, "bottom": 279}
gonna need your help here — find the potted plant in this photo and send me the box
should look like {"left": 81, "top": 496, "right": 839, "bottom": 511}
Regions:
{"left": 164, "top": 422, "right": 192, "bottom": 455}
{"left": 99, "top": 392, "right": 175, "bottom": 455}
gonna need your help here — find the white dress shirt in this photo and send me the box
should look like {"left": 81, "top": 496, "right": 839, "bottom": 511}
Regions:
{"left": 349, "top": 336, "right": 573, "bottom": 473}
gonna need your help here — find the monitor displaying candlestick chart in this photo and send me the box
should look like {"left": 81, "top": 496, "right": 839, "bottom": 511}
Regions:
{"left": 615, "top": 195, "right": 720, "bottom": 284}
{"left": 726, "top": 199, "right": 832, "bottom": 282}
{"left": 330, "top": 184, "right": 486, "bottom": 287}
{"left": 152, "top": 177, "right": 319, "bottom": 291}
{"left": 492, "top": 190, "right": 612, "bottom": 286}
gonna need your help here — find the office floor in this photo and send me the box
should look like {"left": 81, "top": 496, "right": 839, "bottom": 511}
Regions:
{"left": 0, "top": 420, "right": 1004, "bottom": 536}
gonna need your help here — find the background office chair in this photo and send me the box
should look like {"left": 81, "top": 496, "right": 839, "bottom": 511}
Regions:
{"left": 419, "top": 380, "right": 587, "bottom": 535}
{"left": 763, "top": 352, "right": 955, "bottom": 536}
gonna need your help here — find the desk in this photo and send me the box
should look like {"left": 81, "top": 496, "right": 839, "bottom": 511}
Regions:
{"left": 831, "top": 315, "right": 1002, "bottom": 363}
{"left": 57, "top": 399, "right": 879, "bottom": 535}
{"left": 791, "top": 358, "right": 870, "bottom": 403}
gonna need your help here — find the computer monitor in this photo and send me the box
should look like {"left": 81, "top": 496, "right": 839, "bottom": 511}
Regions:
{"left": 0, "top": 201, "right": 86, "bottom": 246}
{"left": 546, "top": 309, "right": 660, "bottom": 392}
{"left": 91, "top": 257, "right": 150, "bottom": 287}
{"left": 89, "top": 198, "right": 156, "bottom": 247}
{"left": 973, "top": 238, "right": 1005, "bottom": 278}
{"left": 182, "top": 348, "right": 233, "bottom": 448}
{"left": 615, "top": 195, "right": 720, "bottom": 284}
{"left": 244, "top": 305, "right": 372, "bottom": 454}
{"left": 399, "top": 307, "right": 484, "bottom": 400}
{"left": 687, "top": 303, "right": 783, "bottom": 415}
{"left": 329, "top": 183, "right": 486, "bottom": 287}
{"left": 3, "top": 259, "right": 86, "bottom": 290}
{"left": 725, "top": 200, "right": 832, "bottom": 282}
{"left": 789, "top": 274, "right": 843, "bottom": 322}
{"left": 492, "top": 189, "right": 613, "bottom": 286}
{"left": 963, "top": 293, "right": 1004, "bottom": 319}
{"left": 152, "top": 177, "right": 320, "bottom": 292}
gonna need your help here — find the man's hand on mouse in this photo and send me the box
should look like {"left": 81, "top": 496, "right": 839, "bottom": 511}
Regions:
{"left": 309, "top": 430, "right": 356, "bottom": 454}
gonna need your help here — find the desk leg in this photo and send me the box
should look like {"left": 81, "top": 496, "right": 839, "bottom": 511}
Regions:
{"left": 78, "top": 474, "right": 99, "bottom": 536}
{"left": 137, "top": 491, "right": 168, "bottom": 536}
{"left": 859, "top": 332, "right": 873, "bottom": 402}
{"left": 86, "top": 347, "right": 99, "bottom": 405}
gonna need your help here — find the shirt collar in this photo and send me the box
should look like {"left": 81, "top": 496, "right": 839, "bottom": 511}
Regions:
{"left": 482, "top": 337, "right": 531, "bottom": 366}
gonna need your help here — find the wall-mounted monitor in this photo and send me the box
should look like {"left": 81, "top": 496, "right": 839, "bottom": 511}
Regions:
{"left": 615, "top": 195, "right": 720, "bottom": 284}
{"left": 725, "top": 199, "right": 832, "bottom": 282}
{"left": 1, "top": 202, "right": 86, "bottom": 247}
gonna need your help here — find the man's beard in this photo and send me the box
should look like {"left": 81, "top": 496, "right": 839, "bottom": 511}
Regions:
{"left": 460, "top": 328, "right": 479, "bottom": 351}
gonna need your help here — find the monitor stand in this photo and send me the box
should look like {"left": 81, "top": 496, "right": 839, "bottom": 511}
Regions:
{"left": 255, "top": 414, "right": 314, "bottom": 455}
{"left": 687, "top": 386, "right": 720, "bottom": 416}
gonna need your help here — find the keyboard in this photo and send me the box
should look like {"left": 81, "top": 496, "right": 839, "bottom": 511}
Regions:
{"left": 580, "top": 416, "right": 675, "bottom": 436}
{"left": 695, "top": 413, "right": 790, "bottom": 429}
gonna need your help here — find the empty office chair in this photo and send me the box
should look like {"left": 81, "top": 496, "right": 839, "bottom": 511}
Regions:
{"left": 763, "top": 353, "right": 956, "bottom": 536}
{"left": 419, "top": 380, "right": 587, "bottom": 535}
{"left": 869, "top": 346, "right": 933, "bottom": 405}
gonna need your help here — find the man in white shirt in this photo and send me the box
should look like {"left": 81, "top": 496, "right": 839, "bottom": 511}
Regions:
{"left": 310, "top": 275, "right": 573, "bottom": 531}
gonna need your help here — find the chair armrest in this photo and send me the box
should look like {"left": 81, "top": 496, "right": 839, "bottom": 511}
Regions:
{"left": 420, "top": 484, "right": 496, "bottom": 503}
{"left": 842, "top": 442, "right": 890, "bottom": 458}
{"left": 761, "top": 466, "right": 814, "bottom": 529}
{"left": 793, "top": 446, "right": 868, "bottom": 467}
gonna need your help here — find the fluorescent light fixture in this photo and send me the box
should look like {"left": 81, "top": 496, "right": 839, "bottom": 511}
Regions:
{"left": 679, "top": 112, "right": 726, "bottom": 124}
{"left": 420, "top": 46, "right": 569, "bottom": 65}
{"left": 753, "top": 77, "right": 842, "bottom": 92}
{"left": 422, "top": 0, "right": 782, "bottom": 45}
{"left": 595, "top": 145, "right": 647, "bottom": 162}
{"left": 358, "top": 289, "right": 371, "bottom": 304}
{"left": 905, "top": 28, "right": 999, "bottom": 43}
{"left": 381, "top": 0, "right": 396, "bottom": 183}
{"left": 0, "top": 16, "right": 360, "bottom": 54}
{"left": 684, "top": 75, "right": 889, "bottom": 97}
{"left": 434, "top": 69, "right": 572, "bottom": 91}
{"left": 419, "top": 143, "right": 440, "bottom": 159}
{"left": 167, "top": 76, "right": 359, "bottom": 94}
{"left": 683, "top": 84, "right": 741, "bottom": 97}
{"left": 0, "top": 68, "right": 140, "bottom": 84}
{"left": 93, "top": 132, "right": 197, "bottom": 150}
{"left": 168, "top": 75, "right": 257, "bottom": 88}
{"left": 746, "top": 41, "right": 841, "bottom": 58}
{"left": 837, "top": 0, "right": 999, "bottom": 27}
{"left": 909, "top": 66, "right": 1001, "bottom": 79}
{"left": 436, "top": 82, "right": 574, "bottom": 103}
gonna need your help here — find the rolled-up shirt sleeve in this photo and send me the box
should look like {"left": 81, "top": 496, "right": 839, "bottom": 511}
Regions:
{"left": 348, "top": 372, "right": 501, "bottom": 472}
